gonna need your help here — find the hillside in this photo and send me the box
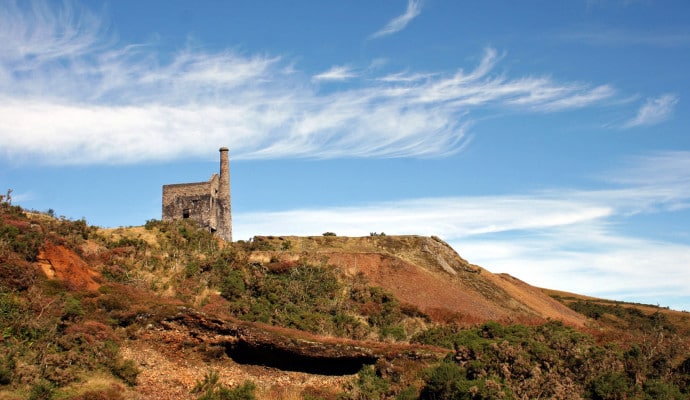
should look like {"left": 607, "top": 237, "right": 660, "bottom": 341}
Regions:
{"left": 2, "top": 199, "right": 690, "bottom": 399}
{"left": 247, "top": 235, "right": 586, "bottom": 326}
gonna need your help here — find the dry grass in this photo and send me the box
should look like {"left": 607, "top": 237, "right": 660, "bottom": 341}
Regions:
{"left": 98, "top": 226, "right": 160, "bottom": 248}
{"left": 59, "top": 373, "right": 132, "bottom": 399}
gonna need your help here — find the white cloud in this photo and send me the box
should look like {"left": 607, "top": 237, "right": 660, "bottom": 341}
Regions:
{"left": 624, "top": 93, "right": 679, "bottom": 128}
{"left": 0, "top": 1, "right": 104, "bottom": 65}
{"left": 312, "top": 65, "right": 358, "bottom": 82}
{"left": 377, "top": 71, "right": 437, "bottom": 83}
{"left": 233, "top": 196, "right": 613, "bottom": 239}
{"left": 606, "top": 151, "right": 690, "bottom": 186}
{"left": 370, "top": 0, "right": 423, "bottom": 39}
{"left": 0, "top": 2, "right": 620, "bottom": 165}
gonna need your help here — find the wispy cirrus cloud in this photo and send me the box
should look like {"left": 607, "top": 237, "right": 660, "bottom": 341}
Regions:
{"left": 234, "top": 151, "right": 690, "bottom": 310}
{"left": 606, "top": 150, "right": 690, "bottom": 186}
{"left": 370, "top": 0, "right": 423, "bottom": 39}
{"left": 0, "top": 0, "right": 105, "bottom": 64}
{"left": 1, "top": 2, "right": 619, "bottom": 165}
{"left": 312, "top": 65, "right": 358, "bottom": 82}
{"left": 624, "top": 94, "right": 679, "bottom": 128}
{"left": 377, "top": 71, "right": 438, "bottom": 83}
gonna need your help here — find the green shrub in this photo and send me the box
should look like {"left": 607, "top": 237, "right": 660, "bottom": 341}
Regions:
{"left": 395, "top": 385, "right": 418, "bottom": 400}
{"left": 642, "top": 379, "right": 684, "bottom": 400}
{"left": 0, "top": 292, "right": 21, "bottom": 322}
{"left": 223, "top": 381, "right": 257, "bottom": 400}
{"left": 0, "top": 220, "right": 43, "bottom": 261}
{"left": 332, "top": 313, "right": 369, "bottom": 340}
{"left": 185, "top": 261, "right": 201, "bottom": 278}
{"left": 341, "top": 366, "right": 389, "bottom": 400}
{"left": 0, "top": 353, "right": 15, "bottom": 385}
{"left": 247, "top": 236, "right": 275, "bottom": 251}
{"left": 420, "top": 361, "right": 466, "bottom": 400}
{"left": 111, "top": 358, "right": 139, "bottom": 386}
{"left": 144, "top": 219, "right": 163, "bottom": 230}
{"left": 420, "top": 360, "right": 510, "bottom": 400}
{"left": 411, "top": 324, "right": 490, "bottom": 352}
{"left": 29, "top": 380, "right": 54, "bottom": 400}
{"left": 381, "top": 325, "right": 406, "bottom": 341}
{"left": 479, "top": 321, "right": 504, "bottom": 339}
{"left": 192, "top": 370, "right": 256, "bottom": 400}
{"left": 101, "top": 265, "right": 130, "bottom": 283}
{"left": 586, "top": 372, "right": 633, "bottom": 400}
{"left": 63, "top": 296, "right": 84, "bottom": 320}
{"left": 220, "top": 270, "right": 246, "bottom": 300}
{"left": 108, "top": 236, "right": 146, "bottom": 250}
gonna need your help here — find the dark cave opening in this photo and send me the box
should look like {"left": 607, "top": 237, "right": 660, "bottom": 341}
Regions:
{"left": 225, "top": 340, "right": 378, "bottom": 376}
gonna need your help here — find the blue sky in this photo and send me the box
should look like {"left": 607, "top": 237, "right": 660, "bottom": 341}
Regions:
{"left": 2, "top": 0, "right": 690, "bottom": 310}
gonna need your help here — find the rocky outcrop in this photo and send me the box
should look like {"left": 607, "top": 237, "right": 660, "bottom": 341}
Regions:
{"left": 158, "top": 308, "right": 425, "bottom": 376}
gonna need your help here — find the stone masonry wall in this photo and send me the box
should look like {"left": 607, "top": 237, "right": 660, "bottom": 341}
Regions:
{"left": 162, "top": 148, "right": 231, "bottom": 241}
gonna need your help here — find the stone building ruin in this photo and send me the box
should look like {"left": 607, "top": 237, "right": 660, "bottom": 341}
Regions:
{"left": 162, "top": 147, "right": 232, "bottom": 242}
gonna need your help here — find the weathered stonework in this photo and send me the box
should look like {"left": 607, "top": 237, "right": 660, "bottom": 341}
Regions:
{"left": 162, "top": 148, "right": 232, "bottom": 241}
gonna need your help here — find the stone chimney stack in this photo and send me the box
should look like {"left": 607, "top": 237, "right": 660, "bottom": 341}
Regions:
{"left": 217, "top": 147, "right": 232, "bottom": 242}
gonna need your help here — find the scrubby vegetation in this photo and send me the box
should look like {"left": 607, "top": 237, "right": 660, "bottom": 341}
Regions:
{"left": 2, "top": 195, "right": 690, "bottom": 399}
{"left": 0, "top": 198, "right": 139, "bottom": 398}
{"left": 409, "top": 320, "right": 690, "bottom": 399}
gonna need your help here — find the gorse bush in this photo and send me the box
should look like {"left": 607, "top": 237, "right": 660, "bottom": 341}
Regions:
{"left": 192, "top": 370, "right": 256, "bottom": 400}
{"left": 214, "top": 258, "right": 415, "bottom": 339}
{"left": 341, "top": 366, "right": 389, "bottom": 400}
{"left": 235, "top": 263, "right": 346, "bottom": 334}
{"left": 219, "top": 270, "right": 246, "bottom": 300}
{"left": 0, "top": 217, "right": 43, "bottom": 261}
{"left": 28, "top": 380, "right": 54, "bottom": 400}
{"left": 111, "top": 359, "right": 140, "bottom": 386}
{"left": 411, "top": 320, "right": 690, "bottom": 399}
{"left": 567, "top": 300, "right": 676, "bottom": 333}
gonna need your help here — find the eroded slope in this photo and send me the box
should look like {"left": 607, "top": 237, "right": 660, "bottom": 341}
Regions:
{"left": 250, "top": 235, "right": 586, "bottom": 326}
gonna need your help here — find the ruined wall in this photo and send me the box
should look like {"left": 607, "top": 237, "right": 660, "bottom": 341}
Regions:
{"left": 161, "top": 147, "right": 232, "bottom": 241}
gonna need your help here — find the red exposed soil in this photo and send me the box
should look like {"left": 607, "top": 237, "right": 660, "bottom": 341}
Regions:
{"left": 491, "top": 273, "right": 586, "bottom": 324}
{"left": 36, "top": 242, "right": 102, "bottom": 291}
{"left": 326, "top": 251, "right": 586, "bottom": 327}
{"left": 329, "top": 252, "right": 505, "bottom": 320}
